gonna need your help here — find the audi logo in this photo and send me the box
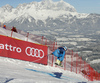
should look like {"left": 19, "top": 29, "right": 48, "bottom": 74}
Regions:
{"left": 25, "top": 47, "right": 44, "bottom": 58}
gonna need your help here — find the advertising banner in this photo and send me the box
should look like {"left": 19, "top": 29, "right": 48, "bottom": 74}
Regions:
{"left": 0, "top": 35, "right": 48, "bottom": 65}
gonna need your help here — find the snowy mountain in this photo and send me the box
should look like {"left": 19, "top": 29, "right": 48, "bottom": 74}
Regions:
{"left": 0, "top": 0, "right": 89, "bottom": 31}
{"left": 0, "top": 0, "right": 99, "bottom": 34}
{"left": 0, "top": 0, "right": 77, "bottom": 21}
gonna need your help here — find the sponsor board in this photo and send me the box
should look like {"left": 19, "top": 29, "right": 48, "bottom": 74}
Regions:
{"left": 0, "top": 35, "right": 48, "bottom": 65}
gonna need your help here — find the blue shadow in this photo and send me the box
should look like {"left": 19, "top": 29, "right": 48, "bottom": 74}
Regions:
{"left": 25, "top": 68, "right": 62, "bottom": 79}
{"left": 25, "top": 68, "right": 87, "bottom": 83}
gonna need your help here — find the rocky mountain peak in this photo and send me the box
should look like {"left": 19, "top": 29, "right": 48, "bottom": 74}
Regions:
{"left": 1, "top": 4, "right": 13, "bottom": 12}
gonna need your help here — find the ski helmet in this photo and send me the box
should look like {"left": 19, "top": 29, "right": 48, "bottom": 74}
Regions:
{"left": 3, "top": 25, "right": 6, "bottom": 27}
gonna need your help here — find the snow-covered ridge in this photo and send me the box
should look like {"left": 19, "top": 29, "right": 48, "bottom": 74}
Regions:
{"left": 0, "top": 0, "right": 88, "bottom": 22}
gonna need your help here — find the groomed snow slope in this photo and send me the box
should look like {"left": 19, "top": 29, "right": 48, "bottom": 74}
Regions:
{"left": 0, "top": 57, "right": 87, "bottom": 83}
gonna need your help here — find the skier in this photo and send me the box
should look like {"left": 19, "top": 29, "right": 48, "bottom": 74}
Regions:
{"left": 51, "top": 46, "right": 67, "bottom": 66}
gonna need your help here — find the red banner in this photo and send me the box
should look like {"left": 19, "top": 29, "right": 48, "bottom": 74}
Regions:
{"left": 0, "top": 35, "right": 48, "bottom": 65}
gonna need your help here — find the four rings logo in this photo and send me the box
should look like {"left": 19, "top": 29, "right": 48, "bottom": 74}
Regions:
{"left": 25, "top": 47, "right": 44, "bottom": 59}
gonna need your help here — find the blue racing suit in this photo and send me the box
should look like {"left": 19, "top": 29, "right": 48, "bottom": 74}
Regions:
{"left": 52, "top": 47, "right": 66, "bottom": 61}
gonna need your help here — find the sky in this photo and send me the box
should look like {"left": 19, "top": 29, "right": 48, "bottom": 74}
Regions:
{"left": 0, "top": 0, "right": 100, "bottom": 14}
